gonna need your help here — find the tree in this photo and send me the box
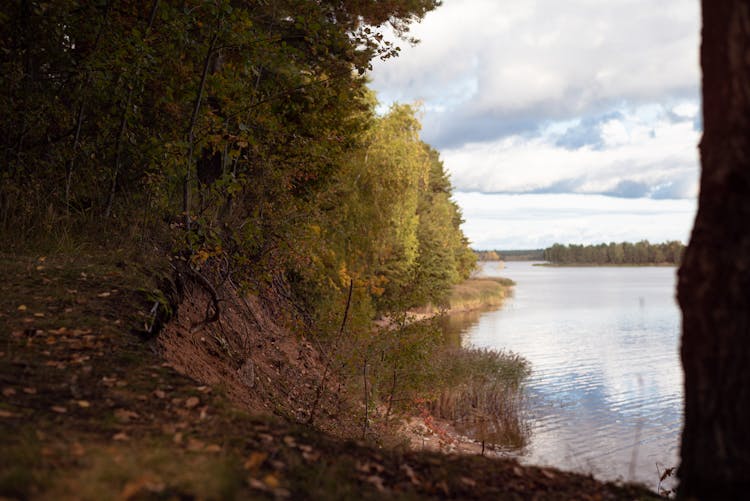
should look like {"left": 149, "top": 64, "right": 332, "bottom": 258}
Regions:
{"left": 677, "top": 1, "right": 750, "bottom": 498}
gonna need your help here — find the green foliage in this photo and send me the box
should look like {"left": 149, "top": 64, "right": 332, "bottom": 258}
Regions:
{"left": 543, "top": 241, "right": 686, "bottom": 265}
{"left": 0, "top": 0, "right": 474, "bottom": 361}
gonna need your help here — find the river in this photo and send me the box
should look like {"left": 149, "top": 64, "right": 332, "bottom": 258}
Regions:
{"left": 449, "top": 261, "right": 682, "bottom": 489}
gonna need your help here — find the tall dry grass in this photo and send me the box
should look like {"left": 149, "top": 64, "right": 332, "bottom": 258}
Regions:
{"left": 446, "top": 277, "right": 515, "bottom": 312}
{"left": 427, "top": 347, "right": 530, "bottom": 449}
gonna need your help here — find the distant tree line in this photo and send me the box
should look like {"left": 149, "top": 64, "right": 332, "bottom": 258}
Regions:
{"left": 474, "top": 249, "right": 545, "bottom": 261}
{"left": 543, "top": 241, "right": 685, "bottom": 265}
{"left": 500, "top": 249, "right": 545, "bottom": 261}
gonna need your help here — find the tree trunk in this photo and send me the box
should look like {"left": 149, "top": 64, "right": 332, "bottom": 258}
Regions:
{"left": 184, "top": 30, "right": 219, "bottom": 230}
{"left": 677, "top": 1, "right": 750, "bottom": 498}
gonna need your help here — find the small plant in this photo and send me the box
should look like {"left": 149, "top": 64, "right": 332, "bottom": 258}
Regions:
{"left": 656, "top": 463, "right": 676, "bottom": 497}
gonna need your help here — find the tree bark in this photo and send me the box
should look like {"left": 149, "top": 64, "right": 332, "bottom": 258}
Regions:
{"left": 184, "top": 30, "right": 219, "bottom": 230}
{"left": 677, "top": 1, "right": 750, "bottom": 498}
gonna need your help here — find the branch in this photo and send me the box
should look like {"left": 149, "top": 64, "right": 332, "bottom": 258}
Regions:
{"left": 188, "top": 265, "right": 221, "bottom": 334}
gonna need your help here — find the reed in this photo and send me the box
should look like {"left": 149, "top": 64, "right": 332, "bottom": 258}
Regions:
{"left": 427, "top": 347, "right": 531, "bottom": 449}
{"left": 443, "top": 277, "right": 515, "bottom": 312}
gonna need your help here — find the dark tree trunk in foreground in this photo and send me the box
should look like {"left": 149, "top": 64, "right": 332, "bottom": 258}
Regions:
{"left": 677, "top": 1, "right": 750, "bottom": 498}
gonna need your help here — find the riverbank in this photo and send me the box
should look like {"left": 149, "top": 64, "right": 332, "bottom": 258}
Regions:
{"left": 0, "top": 253, "right": 657, "bottom": 499}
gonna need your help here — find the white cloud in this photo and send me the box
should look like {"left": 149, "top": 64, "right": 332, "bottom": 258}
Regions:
{"left": 442, "top": 104, "right": 700, "bottom": 198}
{"left": 371, "top": 0, "right": 700, "bottom": 147}
{"left": 454, "top": 193, "right": 697, "bottom": 249}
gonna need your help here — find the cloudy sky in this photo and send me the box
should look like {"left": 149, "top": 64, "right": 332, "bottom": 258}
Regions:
{"left": 369, "top": 0, "right": 701, "bottom": 250}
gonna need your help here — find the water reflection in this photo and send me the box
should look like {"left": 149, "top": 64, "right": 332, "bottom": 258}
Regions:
{"left": 453, "top": 261, "right": 682, "bottom": 489}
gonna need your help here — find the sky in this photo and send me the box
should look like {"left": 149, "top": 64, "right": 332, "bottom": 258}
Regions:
{"left": 369, "top": 0, "right": 701, "bottom": 250}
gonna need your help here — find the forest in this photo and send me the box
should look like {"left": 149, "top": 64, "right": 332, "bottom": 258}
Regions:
{"left": 543, "top": 241, "right": 685, "bottom": 265}
{"left": 0, "top": 0, "right": 475, "bottom": 325}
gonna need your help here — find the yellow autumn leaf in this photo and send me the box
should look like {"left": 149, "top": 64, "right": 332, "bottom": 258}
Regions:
{"left": 263, "top": 474, "right": 280, "bottom": 489}
{"left": 243, "top": 451, "right": 268, "bottom": 471}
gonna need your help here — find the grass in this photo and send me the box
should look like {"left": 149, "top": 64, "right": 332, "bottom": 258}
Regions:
{"left": 427, "top": 347, "right": 531, "bottom": 449}
{"left": 0, "top": 430, "right": 50, "bottom": 499}
{"left": 347, "top": 317, "right": 530, "bottom": 452}
{"left": 409, "top": 277, "right": 515, "bottom": 318}
{"left": 45, "top": 441, "right": 245, "bottom": 501}
{"left": 447, "top": 277, "right": 515, "bottom": 312}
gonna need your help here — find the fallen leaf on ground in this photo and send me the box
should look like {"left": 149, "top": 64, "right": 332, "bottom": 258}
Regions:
{"left": 70, "top": 442, "right": 85, "bottom": 457}
{"left": 97, "top": 292, "right": 111, "bottom": 297}
{"left": 356, "top": 461, "right": 384, "bottom": 474}
{"left": 186, "top": 438, "right": 205, "bottom": 451}
{"left": 204, "top": 444, "right": 222, "bottom": 453}
{"left": 172, "top": 432, "right": 183, "bottom": 444}
{"left": 153, "top": 389, "right": 166, "bottom": 399}
{"left": 247, "top": 478, "right": 268, "bottom": 492}
{"left": 17, "top": 305, "right": 27, "bottom": 311}
{"left": 185, "top": 396, "right": 200, "bottom": 408}
{"left": 436, "top": 480, "right": 450, "bottom": 496}
{"left": 119, "top": 473, "right": 165, "bottom": 500}
{"left": 364, "top": 475, "right": 386, "bottom": 492}
{"left": 3, "top": 387, "right": 16, "bottom": 397}
{"left": 460, "top": 476, "right": 477, "bottom": 487}
{"left": 77, "top": 400, "right": 91, "bottom": 408}
{"left": 401, "top": 464, "right": 420, "bottom": 486}
{"left": 51, "top": 406, "right": 67, "bottom": 413}
{"left": 0, "top": 410, "right": 18, "bottom": 418}
{"left": 113, "top": 432, "right": 130, "bottom": 441}
{"left": 114, "top": 409, "right": 139, "bottom": 422}
{"left": 263, "top": 474, "right": 280, "bottom": 489}
{"left": 23, "top": 387, "right": 37, "bottom": 394}
{"left": 244, "top": 452, "right": 268, "bottom": 471}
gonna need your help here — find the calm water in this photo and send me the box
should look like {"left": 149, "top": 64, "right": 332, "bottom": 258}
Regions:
{"left": 456, "top": 261, "right": 682, "bottom": 488}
